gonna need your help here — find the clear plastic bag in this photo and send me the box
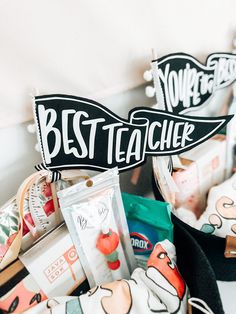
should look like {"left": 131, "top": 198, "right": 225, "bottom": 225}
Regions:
{"left": 58, "top": 168, "right": 136, "bottom": 287}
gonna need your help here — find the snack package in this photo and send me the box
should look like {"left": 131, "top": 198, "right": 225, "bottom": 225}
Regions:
{"left": 195, "top": 173, "right": 236, "bottom": 238}
{"left": 20, "top": 224, "right": 88, "bottom": 298}
{"left": 152, "top": 156, "right": 178, "bottom": 205}
{"left": 173, "top": 135, "right": 226, "bottom": 218}
{"left": 172, "top": 162, "right": 202, "bottom": 217}
{"left": 58, "top": 168, "right": 136, "bottom": 288}
{"left": 1, "top": 224, "right": 89, "bottom": 313}
{"left": 25, "top": 240, "right": 188, "bottom": 314}
{"left": 122, "top": 193, "right": 173, "bottom": 268}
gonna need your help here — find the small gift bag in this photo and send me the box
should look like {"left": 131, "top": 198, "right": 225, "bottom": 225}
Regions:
{"left": 1, "top": 168, "right": 90, "bottom": 270}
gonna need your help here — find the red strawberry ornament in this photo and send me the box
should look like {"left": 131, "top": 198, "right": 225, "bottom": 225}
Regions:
{"left": 96, "top": 229, "right": 121, "bottom": 271}
{"left": 107, "top": 259, "right": 120, "bottom": 270}
{"left": 96, "top": 229, "right": 119, "bottom": 255}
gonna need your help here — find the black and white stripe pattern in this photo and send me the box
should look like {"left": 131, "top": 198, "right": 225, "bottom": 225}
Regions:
{"left": 35, "top": 163, "right": 62, "bottom": 182}
{"left": 35, "top": 163, "right": 48, "bottom": 171}
{"left": 48, "top": 170, "right": 62, "bottom": 182}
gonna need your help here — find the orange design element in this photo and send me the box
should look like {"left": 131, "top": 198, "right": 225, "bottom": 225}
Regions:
{"left": 63, "top": 247, "right": 78, "bottom": 265}
{"left": 63, "top": 247, "right": 78, "bottom": 281}
{"left": 147, "top": 244, "right": 185, "bottom": 300}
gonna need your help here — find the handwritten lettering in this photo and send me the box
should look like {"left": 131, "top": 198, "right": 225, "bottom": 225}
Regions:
{"left": 34, "top": 95, "right": 232, "bottom": 172}
{"left": 152, "top": 53, "right": 236, "bottom": 114}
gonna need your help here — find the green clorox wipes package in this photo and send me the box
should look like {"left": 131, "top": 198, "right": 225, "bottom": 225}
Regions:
{"left": 122, "top": 193, "right": 173, "bottom": 269}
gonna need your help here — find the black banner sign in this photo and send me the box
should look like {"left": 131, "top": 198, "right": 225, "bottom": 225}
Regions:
{"left": 34, "top": 95, "right": 232, "bottom": 172}
{"left": 152, "top": 53, "right": 236, "bottom": 114}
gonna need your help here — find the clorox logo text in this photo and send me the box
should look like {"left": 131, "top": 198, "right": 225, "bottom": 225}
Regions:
{"left": 130, "top": 232, "right": 153, "bottom": 253}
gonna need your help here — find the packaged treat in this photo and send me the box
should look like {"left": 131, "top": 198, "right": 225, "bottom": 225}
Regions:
{"left": 173, "top": 161, "right": 203, "bottom": 217}
{"left": 152, "top": 156, "right": 178, "bottom": 205}
{"left": 58, "top": 168, "right": 136, "bottom": 288}
{"left": 20, "top": 224, "right": 88, "bottom": 298}
{"left": 122, "top": 193, "right": 173, "bottom": 268}
{"left": 173, "top": 135, "right": 227, "bottom": 218}
{"left": 1, "top": 224, "right": 89, "bottom": 313}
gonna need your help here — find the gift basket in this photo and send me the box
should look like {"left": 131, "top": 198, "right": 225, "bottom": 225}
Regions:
{"left": 1, "top": 42, "right": 236, "bottom": 314}
{"left": 1, "top": 166, "right": 192, "bottom": 314}
{"left": 0, "top": 87, "right": 221, "bottom": 314}
{"left": 147, "top": 52, "right": 236, "bottom": 314}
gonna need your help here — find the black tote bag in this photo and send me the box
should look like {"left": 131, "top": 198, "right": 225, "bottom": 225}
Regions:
{"left": 152, "top": 173, "right": 236, "bottom": 314}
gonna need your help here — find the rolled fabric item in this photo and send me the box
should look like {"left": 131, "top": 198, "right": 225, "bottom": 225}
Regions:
{"left": 25, "top": 240, "right": 188, "bottom": 314}
{"left": 139, "top": 239, "right": 187, "bottom": 314}
{"left": 24, "top": 296, "right": 75, "bottom": 314}
{"left": 195, "top": 173, "right": 236, "bottom": 237}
